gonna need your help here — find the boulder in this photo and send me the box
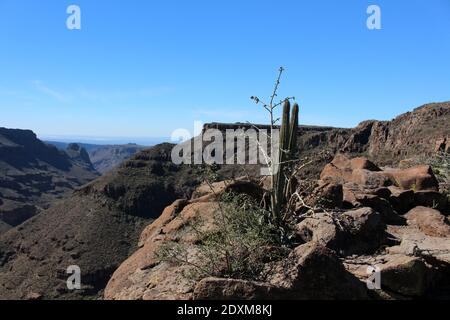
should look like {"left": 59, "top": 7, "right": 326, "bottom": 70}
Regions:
{"left": 405, "top": 206, "right": 450, "bottom": 238}
{"left": 268, "top": 243, "right": 368, "bottom": 299}
{"left": 350, "top": 157, "right": 381, "bottom": 171}
{"left": 380, "top": 255, "right": 430, "bottom": 297}
{"left": 383, "top": 165, "right": 439, "bottom": 191}
{"left": 344, "top": 253, "right": 432, "bottom": 297}
{"left": 341, "top": 207, "right": 387, "bottom": 254}
{"left": 387, "top": 186, "right": 415, "bottom": 214}
{"left": 350, "top": 169, "right": 391, "bottom": 188}
{"left": 301, "top": 182, "right": 343, "bottom": 210}
{"left": 320, "top": 155, "right": 381, "bottom": 185}
{"left": 296, "top": 208, "right": 387, "bottom": 255}
{"left": 413, "top": 191, "right": 448, "bottom": 214}
{"left": 354, "top": 194, "right": 405, "bottom": 225}
{"left": 296, "top": 213, "right": 340, "bottom": 249}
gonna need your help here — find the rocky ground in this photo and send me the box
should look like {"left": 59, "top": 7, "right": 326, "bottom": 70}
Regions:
{"left": 105, "top": 154, "right": 450, "bottom": 300}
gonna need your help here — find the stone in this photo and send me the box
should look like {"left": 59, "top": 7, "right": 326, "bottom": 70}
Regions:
{"left": 268, "top": 243, "right": 368, "bottom": 299}
{"left": 388, "top": 186, "right": 415, "bottom": 214}
{"left": 380, "top": 255, "right": 430, "bottom": 297}
{"left": 383, "top": 165, "right": 439, "bottom": 191}
{"left": 405, "top": 206, "right": 450, "bottom": 237}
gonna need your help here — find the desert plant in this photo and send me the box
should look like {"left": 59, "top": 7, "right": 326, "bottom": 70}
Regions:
{"left": 251, "top": 67, "right": 299, "bottom": 224}
{"left": 272, "top": 100, "right": 299, "bottom": 223}
{"left": 155, "top": 192, "right": 288, "bottom": 281}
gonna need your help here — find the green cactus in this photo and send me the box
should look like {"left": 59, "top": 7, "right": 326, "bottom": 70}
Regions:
{"left": 271, "top": 100, "right": 299, "bottom": 223}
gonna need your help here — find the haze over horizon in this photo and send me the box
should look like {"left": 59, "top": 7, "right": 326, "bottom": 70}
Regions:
{"left": 1, "top": 0, "right": 450, "bottom": 139}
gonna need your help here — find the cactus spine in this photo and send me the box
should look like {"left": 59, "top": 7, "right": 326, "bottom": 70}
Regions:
{"left": 271, "top": 100, "right": 299, "bottom": 222}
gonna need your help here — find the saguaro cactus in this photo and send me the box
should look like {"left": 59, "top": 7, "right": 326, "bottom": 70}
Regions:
{"left": 271, "top": 100, "right": 299, "bottom": 222}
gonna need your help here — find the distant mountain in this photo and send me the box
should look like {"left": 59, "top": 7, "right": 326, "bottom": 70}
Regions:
{"left": 0, "top": 128, "right": 99, "bottom": 230}
{"left": 47, "top": 142, "right": 146, "bottom": 174}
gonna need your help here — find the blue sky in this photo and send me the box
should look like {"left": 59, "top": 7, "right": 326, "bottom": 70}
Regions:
{"left": 1, "top": 0, "right": 449, "bottom": 141}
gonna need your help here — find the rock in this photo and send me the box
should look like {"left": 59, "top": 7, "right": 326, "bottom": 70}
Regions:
{"left": 344, "top": 253, "right": 432, "bottom": 297}
{"left": 350, "top": 157, "right": 381, "bottom": 171}
{"left": 384, "top": 165, "right": 439, "bottom": 191}
{"left": 388, "top": 187, "right": 415, "bottom": 214}
{"left": 387, "top": 225, "right": 450, "bottom": 265}
{"left": 320, "top": 154, "right": 354, "bottom": 184}
{"left": 405, "top": 207, "right": 450, "bottom": 237}
{"left": 354, "top": 194, "right": 405, "bottom": 225}
{"left": 301, "top": 182, "right": 343, "bottom": 210}
{"left": 341, "top": 208, "right": 387, "bottom": 254}
{"left": 296, "top": 208, "right": 387, "bottom": 255}
{"left": 193, "top": 278, "right": 280, "bottom": 300}
{"left": 320, "top": 155, "right": 381, "bottom": 185}
{"left": 269, "top": 243, "right": 368, "bottom": 299}
{"left": 413, "top": 191, "right": 448, "bottom": 214}
{"left": 105, "top": 200, "right": 219, "bottom": 300}
{"left": 380, "top": 255, "right": 430, "bottom": 297}
{"left": 351, "top": 169, "right": 391, "bottom": 188}
{"left": 138, "top": 199, "right": 189, "bottom": 247}
{"left": 296, "top": 213, "right": 339, "bottom": 249}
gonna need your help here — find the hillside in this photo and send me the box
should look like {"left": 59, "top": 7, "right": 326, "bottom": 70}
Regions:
{"left": 0, "top": 144, "right": 202, "bottom": 299}
{"left": 0, "top": 128, "right": 99, "bottom": 230}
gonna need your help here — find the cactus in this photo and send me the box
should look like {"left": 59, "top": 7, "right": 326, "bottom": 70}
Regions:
{"left": 271, "top": 100, "right": 299, "bottom": 222}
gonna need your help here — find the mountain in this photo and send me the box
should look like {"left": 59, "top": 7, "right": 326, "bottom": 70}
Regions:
{"left": 0, "top": 128, "right": 99, "bottom": 230}
{"left": 0, "top": 101, "right": 448, "bottom": 300}
{"left": 0, "top": 143, "right": 203, "bottom": 299}
{"left": 47, "top": 142, "right": 146, "bottom": 174}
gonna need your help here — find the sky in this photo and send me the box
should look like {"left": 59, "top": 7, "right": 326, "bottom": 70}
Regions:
{"left": 0, "top": 0, "right": 449, "bottom": 142}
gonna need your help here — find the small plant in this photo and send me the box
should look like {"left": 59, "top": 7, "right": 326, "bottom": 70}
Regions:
{"left": 156, "top": 192, "right": 288, "bottom": 281}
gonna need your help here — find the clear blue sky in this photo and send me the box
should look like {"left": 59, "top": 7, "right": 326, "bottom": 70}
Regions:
{"left": 1, "top": 0, "right": 449, "bottom": 141}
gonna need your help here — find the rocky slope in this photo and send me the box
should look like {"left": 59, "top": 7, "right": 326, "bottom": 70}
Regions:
{"left": 105, "top": 155, "right": 450, "bottom": 300}
{"left": 0, "top": 144, "right": 203, "bottom": 300}
{"left": 0, "top": 128, "right": 99, "bottom": 230}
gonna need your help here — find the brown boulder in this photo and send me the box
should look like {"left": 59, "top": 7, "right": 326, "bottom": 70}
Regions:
{"left": 269, "top": 243, "right": 368, "bottom": 299}
{"left": 296, "top": 208, "right": 387, "bottom": 255}
{"left": 302, "top": 182, "right": 343, "bottom": 210}
{"left": 380, "top": 255, "right": 430, "bottom": 297}
{"left": 296, "top": 213, "right": 339, "bottom": 249}
{"left": 350, "top": 157, "right": 381, "bottom": 171}
{"left": 350, "top": 169, "right": 391, "bottom": 188}
{"left": 384, "top": 165, "right": 439, "bottom": 191}
{"left": 341, "top": 207, "right": 387, "bottom": 254}
{"left": 405, "top": 206, "right": 450, "bottom": 237}
{"left": 320, "top": 155, "right": 381, "bottom": 185}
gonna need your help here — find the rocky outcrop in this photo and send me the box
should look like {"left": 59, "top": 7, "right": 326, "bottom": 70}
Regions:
{"left": 0, "top": 128, "right": 99, "bottom": 229}
{"left": 105, "top": 150, "right": 450, "bottom": 300}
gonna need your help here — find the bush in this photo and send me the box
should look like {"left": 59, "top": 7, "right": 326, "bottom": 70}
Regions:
{"left": 156, "top": 192, "right": 290, "bottom": 281}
